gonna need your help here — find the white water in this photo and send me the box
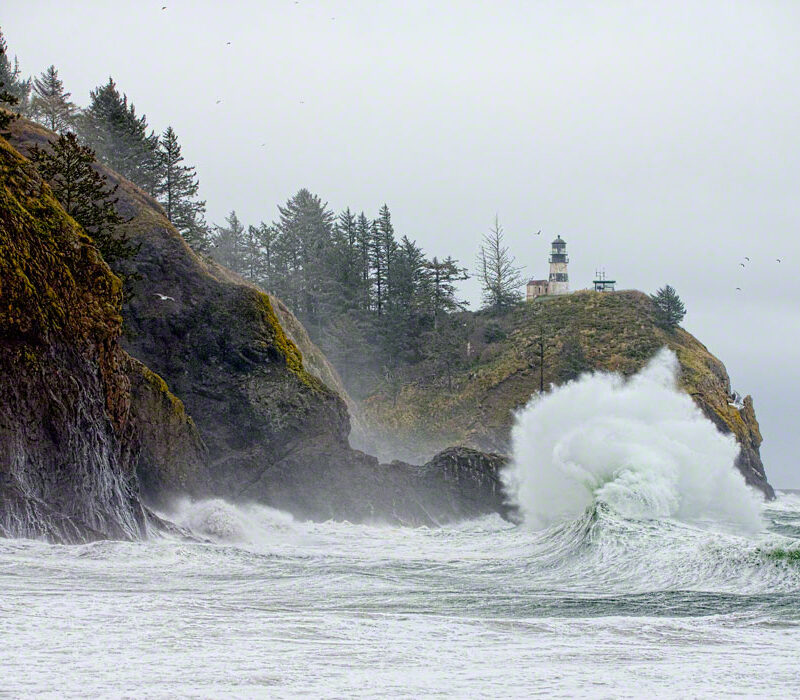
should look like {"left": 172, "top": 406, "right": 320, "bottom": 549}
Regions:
{"left": 504, "top": 348, "right": 763, "bottom": 530}
{"left": 2, "top": 353, "right": 799, "bottom": 697}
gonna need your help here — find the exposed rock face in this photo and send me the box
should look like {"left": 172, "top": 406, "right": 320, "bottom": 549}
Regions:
{"left": 125, "top": 356, "right": 208, "bottom": 506}
{"left": 360, "top": 291, "right": 774, "bottom": 498}
{"left": 5, "top": 119, "right": 511, "bottom": 527}
{"left": 0, "top": 136, "right": 149, "bottom": 542}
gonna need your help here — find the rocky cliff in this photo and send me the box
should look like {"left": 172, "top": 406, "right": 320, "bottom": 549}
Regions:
{"left": 360, "top": 290, "right": 773, "bottom": 498}
{"left": 0, "top": 135, "right": 151, "bottom": 542}
{"left": 3, "top": 119, "right": 507, "bottom": 529}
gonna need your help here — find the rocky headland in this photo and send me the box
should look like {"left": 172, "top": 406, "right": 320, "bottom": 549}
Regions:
{"left": 0, "top": 118, "right": 774, "bottom": 542}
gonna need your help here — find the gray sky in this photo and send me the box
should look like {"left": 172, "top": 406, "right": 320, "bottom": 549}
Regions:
{"left": 6, "top": 1, "right": 800, "bottom": 485}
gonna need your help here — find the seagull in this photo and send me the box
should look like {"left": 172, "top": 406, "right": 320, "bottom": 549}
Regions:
{"left": 739, "top": 263, "right": 745, "bottom": 267}
{"left": 728, "top": 391, "right": 745, "bottom": 410}
{"left": 161, "top": 5, "right": 167, "bottom": 9}
{"left": 744, "top": 257, "right": 750, "bottom": 261}
{"left": 535, "top": 230, "right": 541, "bottom": 236}
{"left": 260, "top": 143, "right": 266, "bottom": 147}
{"left": 735, "top": 287, "right": 742, "bottom": 291}
{"left": 226, "top": 41, "right": 231, "bottom": 45}
{"left": 154, "top": 293, "right": 175, "bottom": 302}
{"left": 777, "top": 258, "right": 782, "bottom": 263}
{"left": 216, "top": 99, "right": 222, "bottom": 104}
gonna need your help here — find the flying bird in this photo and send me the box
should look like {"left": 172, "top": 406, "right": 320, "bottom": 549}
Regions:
{"left": 226, "top": 41, "right": 231, "bottom": 45}
{"left": 744, "top": 257, "right": 750, "bottom": 261}
{"left": 260, "top": 143, "right": 266, "bottom": 147}
{"left": 535, "top": 230, "right": 541, "bottom": 236}
{"left": 161, "top": 5, "right": 167, "bottom": 9}
{"left": 777, "top": 258, "right": 782, "bottom": 263}
{"left": 154, "top": 293, "right": 175, "bottom": 302}
{"left": 216, "top": 99, "right": 222, "bottom": 104}
{"left": 739, "top": 263, "right": 745, "bottom": 267}
{"left": 735, "top": 287, "right": 742, "bottom": 291}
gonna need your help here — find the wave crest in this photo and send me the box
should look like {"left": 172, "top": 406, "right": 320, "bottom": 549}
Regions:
{"left": 503, "top": 348, "right": 763, "bottom": 531}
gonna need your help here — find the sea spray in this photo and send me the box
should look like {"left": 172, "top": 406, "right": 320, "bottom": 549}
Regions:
{"left": 503, "top": 348, "right": 763, "bottom": 530}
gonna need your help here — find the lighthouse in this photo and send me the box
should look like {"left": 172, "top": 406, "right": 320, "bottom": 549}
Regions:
{"left": 547, "top": 235, "right": 569, "bottom": 295}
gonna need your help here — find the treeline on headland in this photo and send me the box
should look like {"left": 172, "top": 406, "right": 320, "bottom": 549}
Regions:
{"left": 2, "top": 27, "right": 541, "bottom": 399}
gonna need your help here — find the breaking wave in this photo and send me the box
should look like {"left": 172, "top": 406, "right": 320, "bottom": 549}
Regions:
{"left": 503, "top": 348, "right": 763, "bottom": 531}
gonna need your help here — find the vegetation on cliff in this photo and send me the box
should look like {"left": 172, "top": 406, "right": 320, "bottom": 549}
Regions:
{"left": 0, "top": 134, "right": 149, "bottom": 541}
{"left": 358, "top": 290, "right": 772, "bottom": 497}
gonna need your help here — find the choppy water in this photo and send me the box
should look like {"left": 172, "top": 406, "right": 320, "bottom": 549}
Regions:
{"left": 4, "top": 352, "right": 799, "bottom": 698}
{"left": 1, "top": 495, "right": 799, "bottom": 698}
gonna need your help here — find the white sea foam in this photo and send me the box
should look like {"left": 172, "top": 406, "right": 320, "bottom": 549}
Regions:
{"left": 503, "top": 348, "right": 763, "bottom": 531}
{"left": 167, "top": 497, "right": 296, "bottom": 543}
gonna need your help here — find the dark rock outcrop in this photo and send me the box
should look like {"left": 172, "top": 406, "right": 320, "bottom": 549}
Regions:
{"left": 0, "top": 136, "right": 149, "bottom": 542}
{"left": 4, "top": 119, "right": 511, "bottom": 529}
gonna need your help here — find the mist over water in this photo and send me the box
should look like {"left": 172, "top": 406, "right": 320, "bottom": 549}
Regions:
{"left": 504, "top": 348, "right": 763, "bottom": 531}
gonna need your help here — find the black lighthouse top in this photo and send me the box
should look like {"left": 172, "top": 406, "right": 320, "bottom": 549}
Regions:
{"left": 550, "top": 235, "right": 568, "bottom": 263}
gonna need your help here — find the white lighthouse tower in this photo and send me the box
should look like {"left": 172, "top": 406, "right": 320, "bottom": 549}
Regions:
{"left": 547, "top": 235, "right": 569, "bottom": 295}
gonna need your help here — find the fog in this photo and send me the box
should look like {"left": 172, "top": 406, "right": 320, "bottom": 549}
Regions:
{"left": 6, "top": 1, "right": 799, "bottom": 485}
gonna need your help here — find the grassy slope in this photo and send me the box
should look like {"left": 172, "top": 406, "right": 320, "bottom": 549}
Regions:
{"left": 360, "top": 290, "right": 763, "bottom": 480}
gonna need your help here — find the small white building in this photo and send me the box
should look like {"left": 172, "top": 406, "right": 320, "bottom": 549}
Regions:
{"left": 527, "top": 235, "right": 570, "bottom": 300}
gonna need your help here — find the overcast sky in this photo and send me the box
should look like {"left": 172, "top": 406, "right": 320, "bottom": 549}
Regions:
{"left": 6, "top": 1, "right": 800, "bottom": 485}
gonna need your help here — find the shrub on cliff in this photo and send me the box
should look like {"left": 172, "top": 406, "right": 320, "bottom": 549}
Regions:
{"left": 650, "top": 284, "right": 686, "bottom": 330}
{"left": 27, "top": 132, "right": 138, "bottom": 269}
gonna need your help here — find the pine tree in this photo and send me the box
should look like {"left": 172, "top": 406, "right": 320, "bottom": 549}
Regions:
{"left": 242, "top": 224, "right": 264, "bottom": 282}
{"left": 376, "top": 204, "right": 398, "bottom": 297}
{"left": 212, "top": 210, "right": 246, "bottom": 273}
{"left": 274, "top": 189, "right": 335, "bottom": 332}
{"left": 248, "top": 223, "right": 276, "bottom": 290}
{"left": 423, "top": 256, "right": 469, "bottom": 329}
{"left": 155, "top": 126, "right": 209, "bottom": 250}
{"left": 334, "top": 208, "right": 367, "bottom": 311}
{"left": 355, "top": 212, "right": 373, "bottom": 310}
{"left": 477, "top": 215, "right": 524, "bottom": 312}
{"left": 30, "top": 65, "right": 76, "bottom": 133}
{"left": 0, "top": 29, "right": 30, "bottom": 114}
{"left": 370, "top": 219, "right": 386, "bottom": 315}
{"left": 650, "top": 284, "right": 686, "bottom": 330}
{"left": 0, "top": 44, "right": 19, "bottom": 133}
{"left": 27, "top": 133, "right": 137, "bottom": 268}
{"left": 78, "top": 78, "right": 160, "bottom": 194}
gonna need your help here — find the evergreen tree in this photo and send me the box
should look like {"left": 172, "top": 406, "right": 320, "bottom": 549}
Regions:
{"left": 650, "top": 284, "right": 686, "bottom": 330}
{"left": 355, "top": 212, "right": 373, "bottom": 310}
{"left": 0, "top": 45, "right": 19, "bottom": 134}
{"left": 212, "top": 210, "right": 246, "bottom": 273}
{"left": 370, "top": 219, "right": 386, "bottom": 315}
{"left": 30, "top": 65, "right": 76, "bottom": 133}
{"left": 0, "top": 29, "right": 30, "bottom": 114}
{"left": 155, "top": 125, "right": 209, "bottom": 250}
{"left": 78, "top": 78, "right": 160, "bottom": 194}
{"left": 27, "top": 133, "right": 136, "bottom": 268}
{"left": 254, "top": 222, "right": 278, "bottom": 290}
{"left": 242, "top": 224, "right": 265, "bottom": 282}
{"left": 274, "top": 189, "right": 335, "bottom": 333}
{"left": 477, "top": 215, "right": 524, "bottom": 312}
{"left": 376, "top": 204, "right": 398, "bottom": 292}
{"left": 423, "top": 256, "right": 469, "bottom": 329}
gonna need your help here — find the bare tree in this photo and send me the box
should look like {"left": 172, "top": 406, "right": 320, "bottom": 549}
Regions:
{"left": 476, "top": 215, "right": 523, "bottom": 312}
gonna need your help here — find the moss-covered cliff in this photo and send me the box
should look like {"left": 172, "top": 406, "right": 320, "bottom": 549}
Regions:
{"left": 359, "top": 290, "right": 773, "bottom": 497}
{"left": 0, "top": 135, "right": 150, "bottom": 541}
{"left": 3, "top": 118, "right": 508, "bottom": 526}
